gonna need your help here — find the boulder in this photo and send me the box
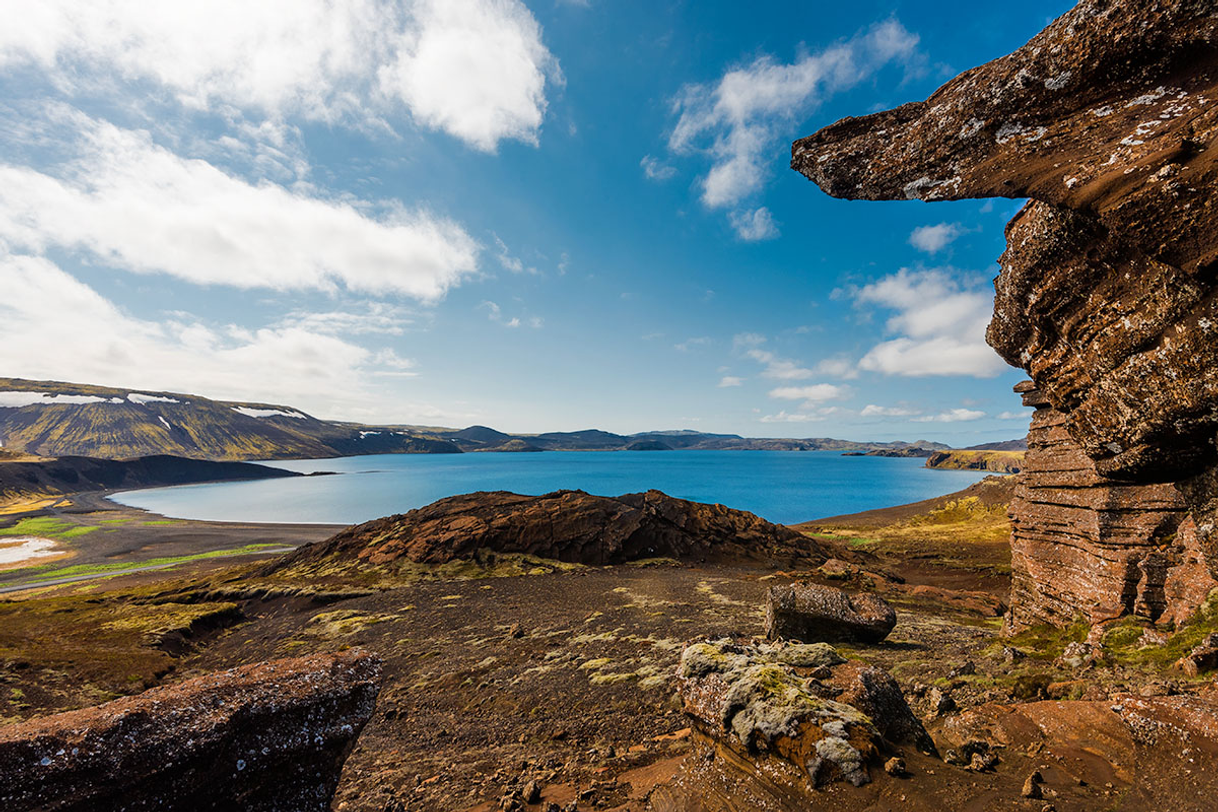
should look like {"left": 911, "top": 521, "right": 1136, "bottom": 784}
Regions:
{"left": 792, "top": 0, "right": 1218, "bottom": 630}
{"left": 0, "top": 650, "right": 381, "bottom": 812}
{"left": 766, "top": 583, "right": 896, "bottom": 643}
{"left": 675, "top": 639, "right": 931, "bottom": 790}
{"left": 1176, "top": 634, "right": 1218, "bottom": 677}
{"left": 273, "top": 489, "right": 839, "bottom": 572}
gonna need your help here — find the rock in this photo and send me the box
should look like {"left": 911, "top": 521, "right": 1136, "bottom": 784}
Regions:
{"left": 274, "top": 489, "right": 839, "bottom": 571}
{"left": 1055, "top": 642, "right": 1101, "bottom": 670}
{"left": 765, "top": 583, "right": 897, "bottom": 644}
{"left": 791, "top": 0, "right": 1218, "bottom": 631}
{"left": 926, "top": 687, "right": 956, "bottom": 718}
{"left": 523, "top": 780, "right": 542, "bottom": 804}
{"left": 0, "top": 650, "right": 381, "bottom": 812}
{"left": 883, "top": 756, "right": 905, "bottom": 777}
{"left": 675, "top": 639, "right": 931, "bottom": 789}
{"left": 1177, "top": 640, "right": 1218, "bottom": 677}
{"left": 1023, "top": 771, "right": 1044, "bottom": 799}
{"left": 818, "top": 558, "right": 856, "bottom": 580}
{"left": 949, "top": 661, "right": 976, "bottom": 679}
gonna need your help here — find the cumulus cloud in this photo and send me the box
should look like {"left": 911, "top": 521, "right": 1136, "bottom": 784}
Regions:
{"left": 759, "top": 410, "right": 825, "bottom": 423}
{"left": 0, "top": 116, "right": 478, "bottom": 300}
{"left": 813, "top": 356, "right": 859, "bottom": 380}
{"left": 860, "top": 404, "right": 921, "bottom": 417}
{"left": 734, "top": 335, "right": 820, "bottom": 381}
{"left": 909, "top": 222, "right": 965, "bottom": 254}
{"left": 718, "top": 376, "right": 744, "bottom": 387}
{"left": 0, "top": 0, "right": 559, "bottom": 152}
{"left": 669, "top": 20, "right": 919, "bottom": 209}
{"left": 0, "top": 254, "right": 409, "bottom": 415}
{"left": 998, "top": 410, "right": 1034, "bottom": 420}
{"left": 853, "top": 268, "right": 1008, "bottom": 377}
{"left": 912, "top": 408, "right": 986, "bottom": 423}
{"left": 728, "top": 207, "right": 779, "bottom": 241}
{"left": 640, "top": 154, "right": 676, "bottom": 181}
{"left": 768, "top": 384, "right": 849, "bottom": 403}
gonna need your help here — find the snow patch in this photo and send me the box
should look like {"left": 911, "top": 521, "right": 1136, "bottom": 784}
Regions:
{"left": 358, "top": 431, "right": 382, "bottom": 439}
{"left": 128, "top": 393, "right": 179, "bottom": 405}
{"left": 232, "top": 407, "right": 306, "bottom": 420}
{"left": 158, "top": 416, "right": 172, "bottom": 430}
{"left": 0, "top": 392, "right": 122, "bottom": 408}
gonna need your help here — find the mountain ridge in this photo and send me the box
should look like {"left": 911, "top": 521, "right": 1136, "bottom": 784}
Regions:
{"left": 0, "top": 378, "right": 986, "bottom": 462}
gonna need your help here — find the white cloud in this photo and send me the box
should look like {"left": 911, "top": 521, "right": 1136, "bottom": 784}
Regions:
{"left": 912, "top": 408, "right": 986, "bottom": 423}
{"left": 728, "top": 207, "right": 779, "bottom": 241}
{"left": 380, "top": 0, "right": 561, "bottom": 152}
{"left": 676, "top": 337, "right": 713, "bottom": 352}
{"left": 718, "top": 376, "right": 744, "bottom": 388}
{"left": 860, "top": 404, "right": 921, "bottom": 417}
{"left": 0, "top": 254, "right": 416, "bottom": 416}
{"left": 768, "top": 384, "right": 848, "bottom": 403}
{"left": 745, "top": 349, "right": 813, "bottom": 380}
{"left": 998, "top": 410, "right": 1034, "bottom": 420}
{"left": 277, "top": 304, "right": 416, "bottom": 336}
{"left": 853, "top": 268, "right": 1007, "bottom": 377}
{"left": 493, "top": 235, "right": 538, "bottom": 275}
{"left": 0, "top": 117, "right": 479, "bottom": 300}
{"left": 813, "top": 356, "right": 859, "bottom": 380}
{"left": 759, "top": 410, "right": 824, "bottom": 423}
{"left": 640, "top": 154, "right": 676, "bottom": 181}
{"left": 669, "top": 20, "right": 919, "bottom": 209}
{"left": 909, "top": 222, "right": 965, "bottom": 254}
{"left": 0, "top": 0, "right": 559, "bottom": 152}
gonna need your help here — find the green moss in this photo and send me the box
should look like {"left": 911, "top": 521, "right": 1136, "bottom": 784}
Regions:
{"left": 0, "top": 517, "right": 98, "bottom": 540}
{"left": 20, "top": 544, "right": 284, "bottom": 582}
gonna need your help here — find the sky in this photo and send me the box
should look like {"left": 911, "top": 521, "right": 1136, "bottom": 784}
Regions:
{"left": 0, "top": 0, "right": 1074, "bottom": 443}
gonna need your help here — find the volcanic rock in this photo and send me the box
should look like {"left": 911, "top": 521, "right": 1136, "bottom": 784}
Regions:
{"left": 793, "top": 0, "right": 1218, "bottom": 630}
{"left": 0, "top": 650, "right": 381, "bottom": 812}
{"left": 765, "top": 583, "right": 897, "bottom": 643}
{"left": 275, "top": 489, "right": 837, "bottom": 571}
{"left": 675, "top": 639, "right": 932, "bottom": 790}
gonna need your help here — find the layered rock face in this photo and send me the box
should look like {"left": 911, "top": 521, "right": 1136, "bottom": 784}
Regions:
{"left": 277, "top": 489, "right": 837, "bottom": 571}
{"left": 793, "top": 0, "right": 1218, "bottom": 629}
{"left": 0, "top": 650, "right": 381, "bottom": 812}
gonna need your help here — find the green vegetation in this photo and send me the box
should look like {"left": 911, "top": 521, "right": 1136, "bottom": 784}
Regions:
{"left": 19, "top": 544, "right": 285, "bottom": 582}
{"left": 925, "top": 449, "right": 1024, "bottom": 473}
{"left": 0, "top": 516, "right": 98, "bottom": 540}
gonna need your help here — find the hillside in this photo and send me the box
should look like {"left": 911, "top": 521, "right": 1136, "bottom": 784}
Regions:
{"left": 0, "top": 379, "right": 459, "bottom": 461}
{"left": 0, "top": 454, "right": 301, "bottom": 507}
{"left": 1, "top": 378, "right": 960, "bottom": 462}
{"left": 925, "top": 449, "right": 1025, "bottom": 474}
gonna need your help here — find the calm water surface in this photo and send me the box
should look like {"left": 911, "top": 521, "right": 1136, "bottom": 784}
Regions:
{"left": 111, "top": 450, "right": 991, "bottom": 526}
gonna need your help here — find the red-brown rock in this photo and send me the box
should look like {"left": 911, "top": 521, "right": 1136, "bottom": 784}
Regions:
{"left": 0, "top": 650, "right": 381, "bottom": 812}
{"left": 792, "top": 0, "right": 1218, "bottom": 630}
{"left": 766, "top": 583, "right": 897, "bottom": 643}
{"left": 276, "top": 489, "right": 837, "bottom": 571}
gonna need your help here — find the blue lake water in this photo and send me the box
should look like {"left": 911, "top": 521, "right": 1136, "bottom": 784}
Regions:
{"left": 111, "top": 450, "right": 992, "bottom": 526}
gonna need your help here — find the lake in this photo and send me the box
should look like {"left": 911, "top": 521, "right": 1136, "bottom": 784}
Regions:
{"left": 110, "top": 450, "right": 993, "bottom": 526}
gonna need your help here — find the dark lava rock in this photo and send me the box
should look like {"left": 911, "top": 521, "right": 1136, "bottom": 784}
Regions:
{"left": 765, "top": 583, "right": 897, "bottom": 644}
{"left": 0, "top": 650, "right": 381, "bottom": 812}
{"left": 791, "top": 0, "right": 1218, "bottom": 630}
{"left": 274, "top": 489, "right": 838, "bottom": 571}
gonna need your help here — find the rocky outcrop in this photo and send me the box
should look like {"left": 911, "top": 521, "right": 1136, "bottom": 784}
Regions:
{"left": 275, "top": 489, "right": 838, "bottom": 572}
{"left": 794, "top": 0, "right": 1218, "bottom": 630}
{"left": 675, "top": 639, "right": 931, "bottom": 791}
{"left": 0, "top": 650, "right": 381, "bottom": 812}
{"left": 765, "top": 583, "right": 897, "bottom": 643}
{"left": 1007, "top": 383, "right": 1216, "bottom": 628}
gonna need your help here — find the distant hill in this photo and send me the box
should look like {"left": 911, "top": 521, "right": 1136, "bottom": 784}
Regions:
{"left": 0, "top": 378, "right": 459, "bottom": 461}
{"left": 925, "top": 449, "right": 1025, "bottom": 473}
{"left": 0, "top": 378, "right": 967, "bottom": 462}
{"left": 965, "top": 438, "right": 1028, "bottom": 451}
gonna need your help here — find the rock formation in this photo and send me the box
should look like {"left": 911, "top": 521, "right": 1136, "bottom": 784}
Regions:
{"left": 793, "top": 0, "right": 1218, "bottom": 630}
{"left": 675, "top": 639, "right": 932, "bottom": 791}
{"left": 0, "top": 650, "right": 381, "bottom": 812}
{"left": 274, "top": 489, "right": 839, "bottom": 572}
{"left": 765, "top": 583, "right": 897, "bottom": 643}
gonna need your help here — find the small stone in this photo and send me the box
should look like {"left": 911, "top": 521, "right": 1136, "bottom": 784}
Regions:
{"left": 884, "top": 757, "right": 906, "bottom": 776}
{"left": 948, "top": 661, "right": 976, "bottom": 679}
{"left": 1022, "top": 772, "right": 1044, "bottom": 799}
{"left": 927, "top": 687, "right": 956, "bottom": 717}
{"left": 523, "top": 780, "right": 542, "bottom": 805}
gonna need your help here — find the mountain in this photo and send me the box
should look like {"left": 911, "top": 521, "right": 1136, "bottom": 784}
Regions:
{"left": 965, "top": 439, "right": 1029, "bottom": 451}
{"left": 0, "top": 378, "right": 459, "bottom": 461}
{"left": 0, "top": 378, "right": 965, "bottom": 462}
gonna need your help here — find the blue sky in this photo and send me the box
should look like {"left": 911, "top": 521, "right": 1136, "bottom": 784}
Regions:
{"left": 0, "top": 0, "right": 1072, "bottom": 442}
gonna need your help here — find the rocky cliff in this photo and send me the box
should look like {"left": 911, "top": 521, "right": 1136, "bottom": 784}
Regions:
{"left": 0, "top": 650, "right": 381, "bottom": 812}
{"left": 274, "top": 489, "right": 839, "bottom": 573}
{"left": 794, "top": 0, "right": 1218, "bottom": 630}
